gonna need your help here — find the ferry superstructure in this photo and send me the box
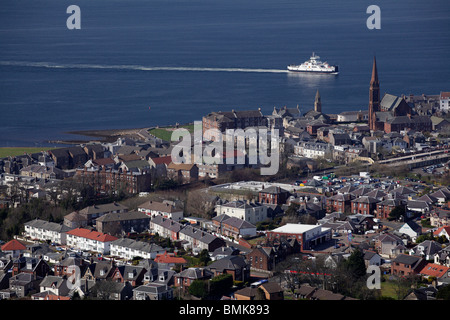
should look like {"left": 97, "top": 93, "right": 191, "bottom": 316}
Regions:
{"left": 287, "top": 53, "right": 338, "bottom": 74}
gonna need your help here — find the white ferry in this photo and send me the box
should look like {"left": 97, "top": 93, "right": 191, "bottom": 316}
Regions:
{"left": 287, "top": 52, "right": 338, "bottom": 74}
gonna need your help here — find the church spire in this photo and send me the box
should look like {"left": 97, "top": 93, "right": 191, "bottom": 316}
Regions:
{"left": 368, "top": 56, "right": 380, "bottom": 131}
{"left": 371, "top": 56, "right": 379, "bottom": 85}
{"left": 314, "top": 89, "right": 321, "bottom": 113}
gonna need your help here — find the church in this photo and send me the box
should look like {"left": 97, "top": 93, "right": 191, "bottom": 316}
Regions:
{"left": 368, "top": 57, "right": 432, "bottom": 134}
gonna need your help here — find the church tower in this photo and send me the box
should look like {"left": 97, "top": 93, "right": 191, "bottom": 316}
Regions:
{"left": 368, "top": 57, "right": 380, "bottom": 131}
{"left": 314, "top": 89, "right": 322, "bottom": 113}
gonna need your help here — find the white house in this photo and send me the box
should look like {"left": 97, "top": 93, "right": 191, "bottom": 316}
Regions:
{"left": 138, "top": 200, "right": 184, "bottom": 221}
{"left": 38, "top": 275, "right": 70, "bottom": 297}
{"left": 110, "top": 238, "right": 165, "bottom": 260}
{"left": 65, "top": 228, "right": 118, "bottom": 254}
{"left": 440, "top": 92, "right": 450, "bottom": 112}
{"left": 215, "top": 200, "right": 267, "bottom": 225}
{"left": 294, "top": 141, "right": 332, "bottom": 159}
{"left": 24, "top": 219, "right": 72, "bottom": 245}
{"left": 398, "top": 221, "right": 422, "bottom": 242}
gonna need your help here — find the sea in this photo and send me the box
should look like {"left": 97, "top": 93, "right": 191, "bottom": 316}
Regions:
{"left": 0, "top": 0, "right": 449, "bottom": 147}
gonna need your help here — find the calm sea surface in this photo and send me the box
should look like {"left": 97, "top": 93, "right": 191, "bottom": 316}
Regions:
{"left": 0, "top": 0, "right": 449, "bottom": 147}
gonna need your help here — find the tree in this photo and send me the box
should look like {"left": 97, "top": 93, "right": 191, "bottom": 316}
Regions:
{"left": 342, "top": 248, "right": 366, "bottom": 281}
{"left": 388, "top": 206, "right": 405, "bottom": 221}
{"left": 210, "top": 274, "right": 233, "bottom": 297}
{"left": 188, "top": 280, "right": 208, "bottom": 299}
{"left": 198, "top": 249, "right": 211, "bottom": 266}
{"left": 436, "top": 284, "right": 450, "bottom": 300}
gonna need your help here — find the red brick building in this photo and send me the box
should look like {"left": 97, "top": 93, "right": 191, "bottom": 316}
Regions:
{"left": 391, "top": 254, "right": 426, "bottom": 277}
{"left": 326, "top": 193, "right": 352, "bottom": 213}
{"left": 259, "top": 186, "right": 290, "bottom": 205}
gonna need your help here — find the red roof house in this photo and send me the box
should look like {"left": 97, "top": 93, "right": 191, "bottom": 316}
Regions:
{"left": 1, "top": 239, "right": 27, "bottom": 258}
{"left": 433, "top": 226, "right": 450, "bottom": 241}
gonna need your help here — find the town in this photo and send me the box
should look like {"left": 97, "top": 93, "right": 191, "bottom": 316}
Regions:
{"left": 0, "top": 58, "right": 449, "bottom": 301}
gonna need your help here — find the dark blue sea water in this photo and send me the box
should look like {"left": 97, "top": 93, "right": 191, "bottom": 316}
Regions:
{"left": 0, "top": 0, "right": 449, "bottom": 147}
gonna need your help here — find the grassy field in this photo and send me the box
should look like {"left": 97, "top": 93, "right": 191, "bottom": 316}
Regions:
{"left": 0, "top": 147, "right": 52, "bottom": 158}
{"left": 148, "top": 123, "right": 197, "bottom": 141}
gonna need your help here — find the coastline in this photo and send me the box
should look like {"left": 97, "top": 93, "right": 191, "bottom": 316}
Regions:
{"left": 48, "top": 127, "right": 153, "bottom": 145}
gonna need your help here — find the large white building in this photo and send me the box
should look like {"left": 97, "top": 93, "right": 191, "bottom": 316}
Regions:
{"left": 267, "top": 223, "right": 331, "bottom": 251}
{"left": 440, "top": 92, "right": 450, "bottom": 112}
{"left": 294, "top": 141, "right": 333, "bottom": 159}
{"left": 110, "top": 238, "right": 165, "bottom": 260}
{"left": 65, "top": 228, "right": 118, "bottom": 254}
{"left": 24, "top": 219, "right": 73, "bottom": 245}
{"left": 215, "top": 200, "right": 267, "bottom": 225}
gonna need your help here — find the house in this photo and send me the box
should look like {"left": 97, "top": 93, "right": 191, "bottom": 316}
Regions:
{"left": 215, "top": 200, "right": 268, "bottom": 225}
{"left": 410, "top": 240, "right": 443, "bottom": 261}
{"left": 65, "top": 202, "right": 129, "bottom": 227}
{"left": 150, "top": 216, "right": 184, "bottom": 241}
{"left": 174, "top": 267, "right": 212, "bottom": 289}
{"left": 110, "top": 238, "right": 165, "bottom": 260}
{"left": 37, "top": 275, "right": 71, "bottom": 298}
{"left": 11, "top": 257, "right": 50, "bottom": 278}
{"left": 258, "top": 186, "right": 290, "bottom": 205}
{"left": 398, "top": 221, "right": 422, "bottom": 241}
{"left": 82, "top": 260, "right": 116, "bottom": 282}
{"left": 92, "top": 280, "right": 133, "bottom": 300}
{"left": 207, "top": 255, "right": 250, "bottom": 282}
{"left": 295, "top": 284, "right": 318, "bottom": 300}
{"left": 418, "top": 263, "right": 450, "bottom": 281}
{"left": 259, "top": 282, "right": 284, "bottom": 300}
{"left": 376, "top": 198, "right": 404, "bottom": 220}
{"left": 213, "top": 215, "right": 257, "bottom": 239}
{"left": 434, "top": 245, "right": 450, "bottom": 267}
{"left": 133, "top": 283, "right": 173, "bottom": 300}
{"left": 233, "top": 286, "right": 260, "bottom": 300}
{"left": 154, "top": 251, "right": 187, "bottom": 270}
{"left": 1, "top": 239, "right": 27, "bottom": 259}
{"left": 210, "top": 246, "right": 240, "bottom": 261}
{"left": 406, "top": 200, "right": 432, "bottom": 215}
{"left": 326, "top": 193, "right": 352, "bottom": 213}
{"left": 179, "top": 225, "right": 226, "bottom": 253}
{"left": 111, "top": 265, "right": 147, "bottom": 287}
{"left": 373, "top": 233, "right": 406, "bottom": 258}
{"left": 350, "top": 196, "right": 380, "bottom": 215}
{"left": 138, "top": 199, "right": 184, "bottom": 221}
{"left": 430, "top": 210, "right": 450, "bottom": 228}
{"left": 148, "top": 156, "right": 172, "bottom": 178}
{"left": 95, "top": 210, "right": 151, "bottom": 236}
{"left": 246, "top": 247, "right": 277, "bottom": 273}
{"left": 433, "top": 226, "right": 450, "bottom": 241}
{"left": 8, "top": 273, "right": 41, "bottom": 298}
{"left": 166, "top": 162, "right": 198, "bottom": 183}
{"left": 391, "top": 254, "right": 426, "bottom": 277}
{"left": 363, "top": 250, "right": 382, "bottom": 267}
{"left": 430, "top": 188, "right": 450, "bottom": 205}
{"left": 65, "top": 228, "right": 118, "bottom": 254}
{"left": 24, "top": 219, "right": 72, "bottom": 245}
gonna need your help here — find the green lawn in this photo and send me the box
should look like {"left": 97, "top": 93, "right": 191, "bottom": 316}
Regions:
{"left": 0, "top": 147, "right": 51, "bottom": 158}
{"left": 148, "top": 123, "right": 199, "bottom": 142}
{"left": 380, "top": 277, "right": 399, "bottom": 299}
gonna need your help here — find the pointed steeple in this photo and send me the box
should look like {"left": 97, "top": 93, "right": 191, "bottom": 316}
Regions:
{"left": 370, "top": 56, "right": 379, "bottom": 85}
{"left": 314, "top": 89, "right": 322, "bottom": 113}
{"left": 368, "top": 56, "right": 380, "bottom": 131}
